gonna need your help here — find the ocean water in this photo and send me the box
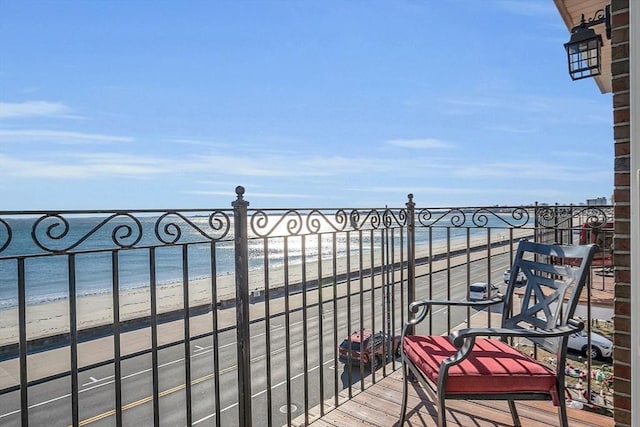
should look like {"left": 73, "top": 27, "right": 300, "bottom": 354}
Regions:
{"left": 0, "top": 211, "right": 533, "bottom": 309}
{"left": 1, "top": 215, "right": 239, "bottom": 309}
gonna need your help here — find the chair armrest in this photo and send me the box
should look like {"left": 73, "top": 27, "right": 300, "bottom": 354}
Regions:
{"left": 438, "top": 319, "right": 584, "bottom": 370}
{"left": 450, "top": 318, "right": 584, "bottom": 348}
{"left": 409, "top": 296, "right": 503, "bottom": 313}
{"left": 403, "top": 297, "right": 503, "bottom": 334}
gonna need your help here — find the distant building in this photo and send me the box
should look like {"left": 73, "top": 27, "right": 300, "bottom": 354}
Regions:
{"left": 586, "top": 197, "right": 607, "bottom": 205}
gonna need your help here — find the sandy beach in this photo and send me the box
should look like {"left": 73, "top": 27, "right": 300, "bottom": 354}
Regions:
{"left": 0, "top": 229, "right": 533, "bottom": 347}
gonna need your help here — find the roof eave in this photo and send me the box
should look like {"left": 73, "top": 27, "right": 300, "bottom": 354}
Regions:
{"left": 553, "top": 0, "right": 612, "bottom": 94}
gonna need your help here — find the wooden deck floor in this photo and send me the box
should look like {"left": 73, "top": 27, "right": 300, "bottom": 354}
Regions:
{"left": 292, "top": 368, "right": 614, "bottom": 427}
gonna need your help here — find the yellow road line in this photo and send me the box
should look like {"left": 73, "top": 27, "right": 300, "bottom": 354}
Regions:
{"left": 73, "top": 369, "right": 228, "bottom": 426}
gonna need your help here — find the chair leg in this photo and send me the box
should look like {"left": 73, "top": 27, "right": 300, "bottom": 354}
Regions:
{"left": 507, "top": 400, "right": 521, "bottom": 427}
{"left": 436, "top": 394, "right": 446, "bottom": 427}
{"left": 399, "top": 362, "right": 409, "bottom": 425}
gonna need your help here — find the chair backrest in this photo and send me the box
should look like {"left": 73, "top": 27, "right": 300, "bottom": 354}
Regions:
{"left": 501, "top": 240, "right": 598, "bottom": 354}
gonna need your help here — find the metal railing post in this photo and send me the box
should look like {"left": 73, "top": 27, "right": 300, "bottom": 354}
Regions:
{"left": 534, "top": 201, "right": 540, "bottom": 243}
{"left": 554, "top": 203, "right": 560, "bottom": 244}
{"left": 406, "top": 194, "right": 416, "bottom": 334}
{"left": 232, "top": 186, "right": 252, "bottom": 427}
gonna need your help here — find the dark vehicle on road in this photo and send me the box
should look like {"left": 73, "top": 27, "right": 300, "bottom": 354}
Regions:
{"left": 338, "top": 329, "right": 401, "bottom": 367}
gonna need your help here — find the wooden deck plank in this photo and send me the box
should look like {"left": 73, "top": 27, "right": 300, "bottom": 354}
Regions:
{"left": 302, "top": 366, "right": 614, "bottom": 427}
{"left": 340, "top": 398, "right": 399, "bottom": 425}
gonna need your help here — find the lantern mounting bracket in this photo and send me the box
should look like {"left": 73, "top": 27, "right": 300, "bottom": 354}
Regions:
{"left": 569, "top": 5, "right": 611, "bottom": 40}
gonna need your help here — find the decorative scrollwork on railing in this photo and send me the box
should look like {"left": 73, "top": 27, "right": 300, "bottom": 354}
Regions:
{"left": 535, "top": 206, "right": 611, "bottom": 229}
{"left": 349, "top": 209, "right": 381, "bottom": 230}
{"left": 417, "top": 207, "right": 535, "bottom": 228}
{"left": 31, "top": 213, "right": 143, "bottom": 253}
{"left": 416, "top": 208, "right": 466, "bottom": 227}
{"left": 536, "top": 206, "right": 557, "bottom": 225}
{"left": 250, "top": 208, "right": 407, "bottom": 237}
{"left": 209, "top": 210, "right": 232, "bottom": 239}
{"left": 472, "top": 208, "right": 530, "bottom": 228}
{"left": 250, "top": 209, "right": 304, "bottom": 237}
{"left": 311, "top": 208, "right": 407, "bottom": 233}
{"left": 305, "top": 209, "right": 349, "bottom": 233}
{"left": 347, "top": 208, "right": 407, "bottom": 230}
{"left": 383, "top": 208, "right": 408, "bottom": 228}
{"left": 155, "top": 211, "right": 231, "bottom": 244}
{"left": 0, "top": 218, "right": 11, "bottom": 253}
{"left": 580, "top": 207, "right": 612, "bottom": 228}
{"left": 5, "top": 204, "right": 614, "bottom": 254}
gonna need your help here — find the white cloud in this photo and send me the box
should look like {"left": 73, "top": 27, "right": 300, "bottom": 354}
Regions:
{"left": 0, "top": 144, "right": 609, "bottom": 195}
{"left": 188, "top": 190, "right": 314, "bottom": 199}
{"left": 0, "top": 154, "right": 83, "bottom": 178}
{"left": 194, "top": 154, "right": 383, "bottom": 177}
{"left": 0, "top": 148, "right": 418, "bottom": 180}
{"left": 386, "top": 138, "right": 451, "bottom": 149}
{"left": 0, "top": 152, "right": 166, "bottom": 178}
{"left": 550, "top": 150, "right": 604, "bottom": 159}
{"left": 195, "top": 179, "right": 250, "bottom": 187}
{"left": 454, "top": 161, "right": 610, "bottom": 182}
{"left": 358, "top": 186, "right": 478, "bottom": 195}
{"left": 443, "top": 94, "right": 607, "bottom": 121}
{"left": 0, "top": 130, "right": 134, "bottom": 144}
{"left": 0, "top": 101, "right": 74, "bottom": 119}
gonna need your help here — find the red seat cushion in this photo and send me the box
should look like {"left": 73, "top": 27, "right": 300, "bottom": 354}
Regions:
{"left": 403, "top": 335, "right": 560, "bottom": 405}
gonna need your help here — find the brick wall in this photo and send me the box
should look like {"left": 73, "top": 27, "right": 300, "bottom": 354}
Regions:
{"left": 611, "top": 0, "right": 632, "bottom": 425}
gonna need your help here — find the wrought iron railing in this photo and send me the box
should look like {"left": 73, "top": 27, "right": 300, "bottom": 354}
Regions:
{"left": 0, "top": 188, "right": 614, "bottom": 426}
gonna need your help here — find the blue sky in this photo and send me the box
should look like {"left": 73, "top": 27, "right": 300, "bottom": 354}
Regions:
{"left": 0, "top": 0, "right": 612, "bottom": 210}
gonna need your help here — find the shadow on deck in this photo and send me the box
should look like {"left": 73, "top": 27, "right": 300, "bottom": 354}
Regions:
{"left": 293, "top": 368, "right": 613, "bottom": 427}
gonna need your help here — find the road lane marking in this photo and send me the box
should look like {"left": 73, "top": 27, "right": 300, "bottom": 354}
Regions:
{"left": 73, "top": 372, "right": 219, "bottom": 426}
{"left": 184, "top": 339, "right": 237, "bottom": 356}
{"left": 81, "top": 357, "right": 184, "bottom": 387}
{"left": 77, "top": 319, "right": 307, "bottom": 389}
{"left": 5, "top": 296, "right": 396, "bottom": 421}
{"left": 62, "top": 344, "right": 337, "bottom": 426}
{"left": 192, "top": 359, "right": 335, "bottom": 425}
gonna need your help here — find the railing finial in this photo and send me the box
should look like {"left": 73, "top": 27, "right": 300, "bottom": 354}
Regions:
{"left": 406, "top": 193, "right": 414, "bottom": 207}
{"left": 233, "top": 186, "right": 249, "bottom": 208}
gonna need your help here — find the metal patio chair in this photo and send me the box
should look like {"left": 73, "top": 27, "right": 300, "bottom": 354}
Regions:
{"left": 399, "top": 240, "right": 598, "bottom": 427}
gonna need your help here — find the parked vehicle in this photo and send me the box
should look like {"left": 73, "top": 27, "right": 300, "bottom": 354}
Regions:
{"left": 567, "top": 331, "right": 613, "bottom": 360}
{"left": 469, "top": 282, "right": 501, "bottom": 301}
{"left": 503, "top": 269, "right": 526, "bottom": 284}
{"left": 338, "top": 329, "right": 401, "bottom": 367}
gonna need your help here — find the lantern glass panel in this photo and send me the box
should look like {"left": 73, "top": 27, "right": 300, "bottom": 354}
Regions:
{"left": 567, "top": 35, "right": 602, "bottom": 80}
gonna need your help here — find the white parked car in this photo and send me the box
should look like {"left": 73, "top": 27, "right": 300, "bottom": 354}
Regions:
{"left": 567, "top": 331, "right": 613, "bottom": 360}
{"left": 503, "top": 269, "right": 526, "bottom": 284}
{"left": 469, "top": 282, "right": 500, "bottom": 301}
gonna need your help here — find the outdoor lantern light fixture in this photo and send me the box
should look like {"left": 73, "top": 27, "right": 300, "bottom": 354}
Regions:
{"left": 564, "top": 4, "right": 611, "bottom": 81}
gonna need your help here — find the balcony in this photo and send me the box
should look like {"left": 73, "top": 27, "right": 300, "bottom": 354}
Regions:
{"left": 293, "top": 369, "right": 612, "bottom": 427}
{"left": 0, "top": 191, "right": 615, "bottom": 426}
